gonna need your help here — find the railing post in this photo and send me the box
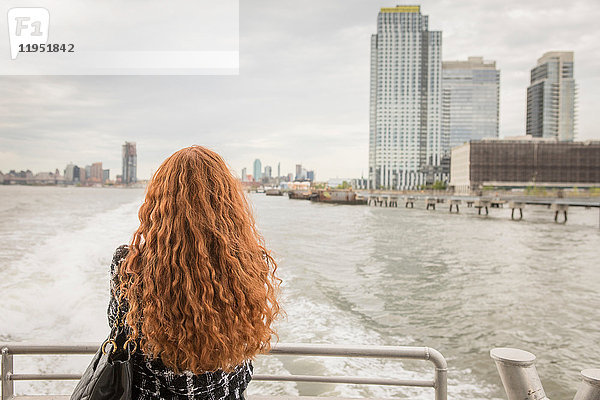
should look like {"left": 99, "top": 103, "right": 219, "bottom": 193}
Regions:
{"left": 490, "top": 348, "right": 548, "bottom": 400}
{"left": 427, "top": 347, "right": 448, "bottom": 400}
{"left": 434, "top": 367, "right": 447, "bottom": 400}
{"left": 1, "top": 347, "right": 14, "bottom": 400}
{"left": 573, "top": 369, "right": 600, "bottom": 400}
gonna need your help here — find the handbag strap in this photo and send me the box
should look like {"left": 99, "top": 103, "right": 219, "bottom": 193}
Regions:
{"left": 102, "top": 272, "right": 138, "bottom": 356}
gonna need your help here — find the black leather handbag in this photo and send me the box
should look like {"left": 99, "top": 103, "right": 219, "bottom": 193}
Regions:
{"left": 70, "top": 328, "right": 133, "bottom": 400}
{"left": 71, "top": 282, "right": 136, "bottom": 400}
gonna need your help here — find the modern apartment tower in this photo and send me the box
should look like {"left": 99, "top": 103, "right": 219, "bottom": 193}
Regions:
{"left": 253, "top": 159, "right": 262, "bottom": 181}
{"left": 442, "top": 57, "right": 500, "bottom": 150}
{"left": 368, "top": 5, "right": 442, "bottom": 190}
{"left": 526, "top": 51, "right": 576, "bottom": 141}
{"left": 122, "top": 142, "right": 137, "bottom": 184}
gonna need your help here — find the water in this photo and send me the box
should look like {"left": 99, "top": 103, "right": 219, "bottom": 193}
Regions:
{"left": 1, "top": 186, "right": 599, "bottom": 399}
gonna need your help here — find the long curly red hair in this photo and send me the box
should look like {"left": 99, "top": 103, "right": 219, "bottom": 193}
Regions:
{"left": 119, "top": 146, "right": 281, "bottom": 373}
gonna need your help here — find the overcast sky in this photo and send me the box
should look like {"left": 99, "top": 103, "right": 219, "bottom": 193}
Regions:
{"left": 1, "top": 0, "right": 599, "bottom": 181}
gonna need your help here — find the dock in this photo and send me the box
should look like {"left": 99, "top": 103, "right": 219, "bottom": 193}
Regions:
{"left": 357, "top": 192, "right": 600, "bottom": 227}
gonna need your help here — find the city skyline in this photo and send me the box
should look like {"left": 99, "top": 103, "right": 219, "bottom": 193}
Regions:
{"left": 1, "top": 0, "right": 599, "bottom": 181}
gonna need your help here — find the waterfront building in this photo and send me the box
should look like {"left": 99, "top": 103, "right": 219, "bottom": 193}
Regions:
{"left": 64, "top": 163, "right": 75, "bottom": 182}
{"left": 73, "top": 165, "right": 81, "bottom": 182}
{"left": 277, "top": 162, "right": 281, "bottom": 178}
{"left": 306, "top": 170, "right": 315, "bottom": 182}
{"left": 264, "top": 165, "right": 272, "bottom": 179}
{"left": 102, "top": 169, "right": 110, "bottom": 183}
{"left": 253, "top": 159, "right": 262, "bottom": 181}
{"left": 368, "top": 5, "right": 443, "bottom": 190}
{"left": 450, "top": 137, "right": 600, "bottom": 193}
{"left": 83, "top": 165, "right": 91, "bottom": 183}
{"left": 442, "top": 57, "right": 500, "bottom": 150}
{"left": 90, "top": 162, "right": 103, "bottom": 183}
{"left": 241, "top": 167, "right": 247, "bottom": 181}
{"left": 526, "top": 51, "right": 576, "bottom": 141}
{"left": 351, "top": 177, "right": 368, "bottom": 190}
{"left": 122, "top": 142, "right": 137, "bottom": 185}
{"left": 295, "top": 164, "right": 302, "bottom": 181}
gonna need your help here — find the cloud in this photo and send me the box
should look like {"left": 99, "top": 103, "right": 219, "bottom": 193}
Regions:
{"left": 1, "top": 0, "right": 598, "bottom": 180}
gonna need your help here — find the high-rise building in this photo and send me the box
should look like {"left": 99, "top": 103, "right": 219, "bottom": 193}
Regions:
{"left": 102, "top": 169, "right": 110, "bottom": 183}
{"left": 295, "top": 164, "right": 302, "bottom": 180}
{"left": 277, "top": 162, "right": 280, "bottom": 178}
{"left": 307, "top": 170, "right": 315, "bottom": 181}
{"left": 442, "top": 57, "right": 500, "bottom": 150}
{"left": 83, "top": 165, "right": 91, "bottom": 182}
{"left": 369, "top": 5, "right": 442, "bottom": 190}
{"left": 241, "top": 167, "right": 247, "bottom": 182}
{"left": 526, "top": 51, "right": 576, "bottom": 141}
{"left": 253, "top": 159, "right": 262, "bottom": 181}
{"left": 64, "top": 163, "right": 75, "bottom": 182}
{"left": 73, "top": 165, "right": 81, "bottom": 182}
{"left": 90, "top": 162, "right": 103, "bottom": 183}
{"left": 122, "top": 142, "right": 137, "bottom": 184}
{"left": 264, "top": 165, "right": 272, "bottom": 179}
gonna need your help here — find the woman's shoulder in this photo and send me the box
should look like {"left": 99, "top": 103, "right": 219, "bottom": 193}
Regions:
{"left": 110, "top": 244, "right": 129, "bottom": 276}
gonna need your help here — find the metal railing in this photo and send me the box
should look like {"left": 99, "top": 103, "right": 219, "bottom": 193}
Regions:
{"left": 1, "top": 342, "right": 447, "bottom": 400}
{"left": 491, "top": 347, "right": 600, "bottom": 400}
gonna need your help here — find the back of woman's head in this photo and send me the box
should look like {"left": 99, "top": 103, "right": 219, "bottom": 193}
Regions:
{"left": 120, "top": 145, "right": 280, "bottom": 373}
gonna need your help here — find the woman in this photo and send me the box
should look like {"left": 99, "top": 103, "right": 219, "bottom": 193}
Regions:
{"left": 107, "top": 146, "right": 281, "bottom": 400}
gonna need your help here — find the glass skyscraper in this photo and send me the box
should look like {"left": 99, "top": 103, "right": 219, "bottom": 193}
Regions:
{"left": 121, "top": 142, "right": 137, "bottom": 185}
{"left": 442, "top": 57, "right": 500, "bottom": 153}
{"left": 253, "top": 159, "right": 262, "bottom": 182}
{"left": 368, "top": 5, "right": 442, "bottom": 190}
{"left": 526, "top": 51, "right": 576, "bottom": 141}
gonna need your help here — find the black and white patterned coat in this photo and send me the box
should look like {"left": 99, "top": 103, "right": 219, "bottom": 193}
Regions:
{"left": 107, "top": 245, "right": 253, "bottom": 400}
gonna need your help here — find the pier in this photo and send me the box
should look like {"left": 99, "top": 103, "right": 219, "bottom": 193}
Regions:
{"left": 357, "top": 192, "right": 600, "bottom": 227}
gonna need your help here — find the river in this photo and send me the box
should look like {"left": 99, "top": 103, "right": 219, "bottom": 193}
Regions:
{"left": 0, "top": 185, "right": 598, "bottom": 399}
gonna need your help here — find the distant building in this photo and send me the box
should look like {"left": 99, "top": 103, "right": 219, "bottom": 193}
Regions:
{"left": 369, "top": 5, "right": 443, "bottom": 190}
{"left": 306, "top": 170, "right": 315, "bottom": 182}
{"left": 351, "top": 177, "right": 368, "bottom": 190}
{"left": 526, "top": 51, "right": 576, "bottom": 141}
{"left": 90, "top": 162, "right": 103, "bottom": 183}
{"left": 295, "top": 164, "right": 302, "bottom": 180}
{"left": 253, "top": 159, "right": 262, "bottom": 181}
{"left": 241, "top": 167, "right": 247, "bottom": 181}
{"left": 442, "top": 57, "right": 500, "bottom": 150}
{"left": 287, "top": 173, "right": 294, "bottom": 182}
{"left": 450, "top": 137, "right": 600, "bottom": 193}
{"left": 264, "top": 165, "right": 272, "bottom": 179}
{"left": 277, "top": 162, "right": 281, "bottom": 178}
{"left": 122, "top": 142, "right": 137, "bottom": 184}
{"left": 102, "top": 169, "right": 110, "bottom": 183}
{"left": 83, "top": 165, "right": 91, "bottom": 183}
{"left": 64, "top": 163, "right": 75, "bottom": 182}
{"left": 73, "top": 165, "right": 81, "bottom": 182}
